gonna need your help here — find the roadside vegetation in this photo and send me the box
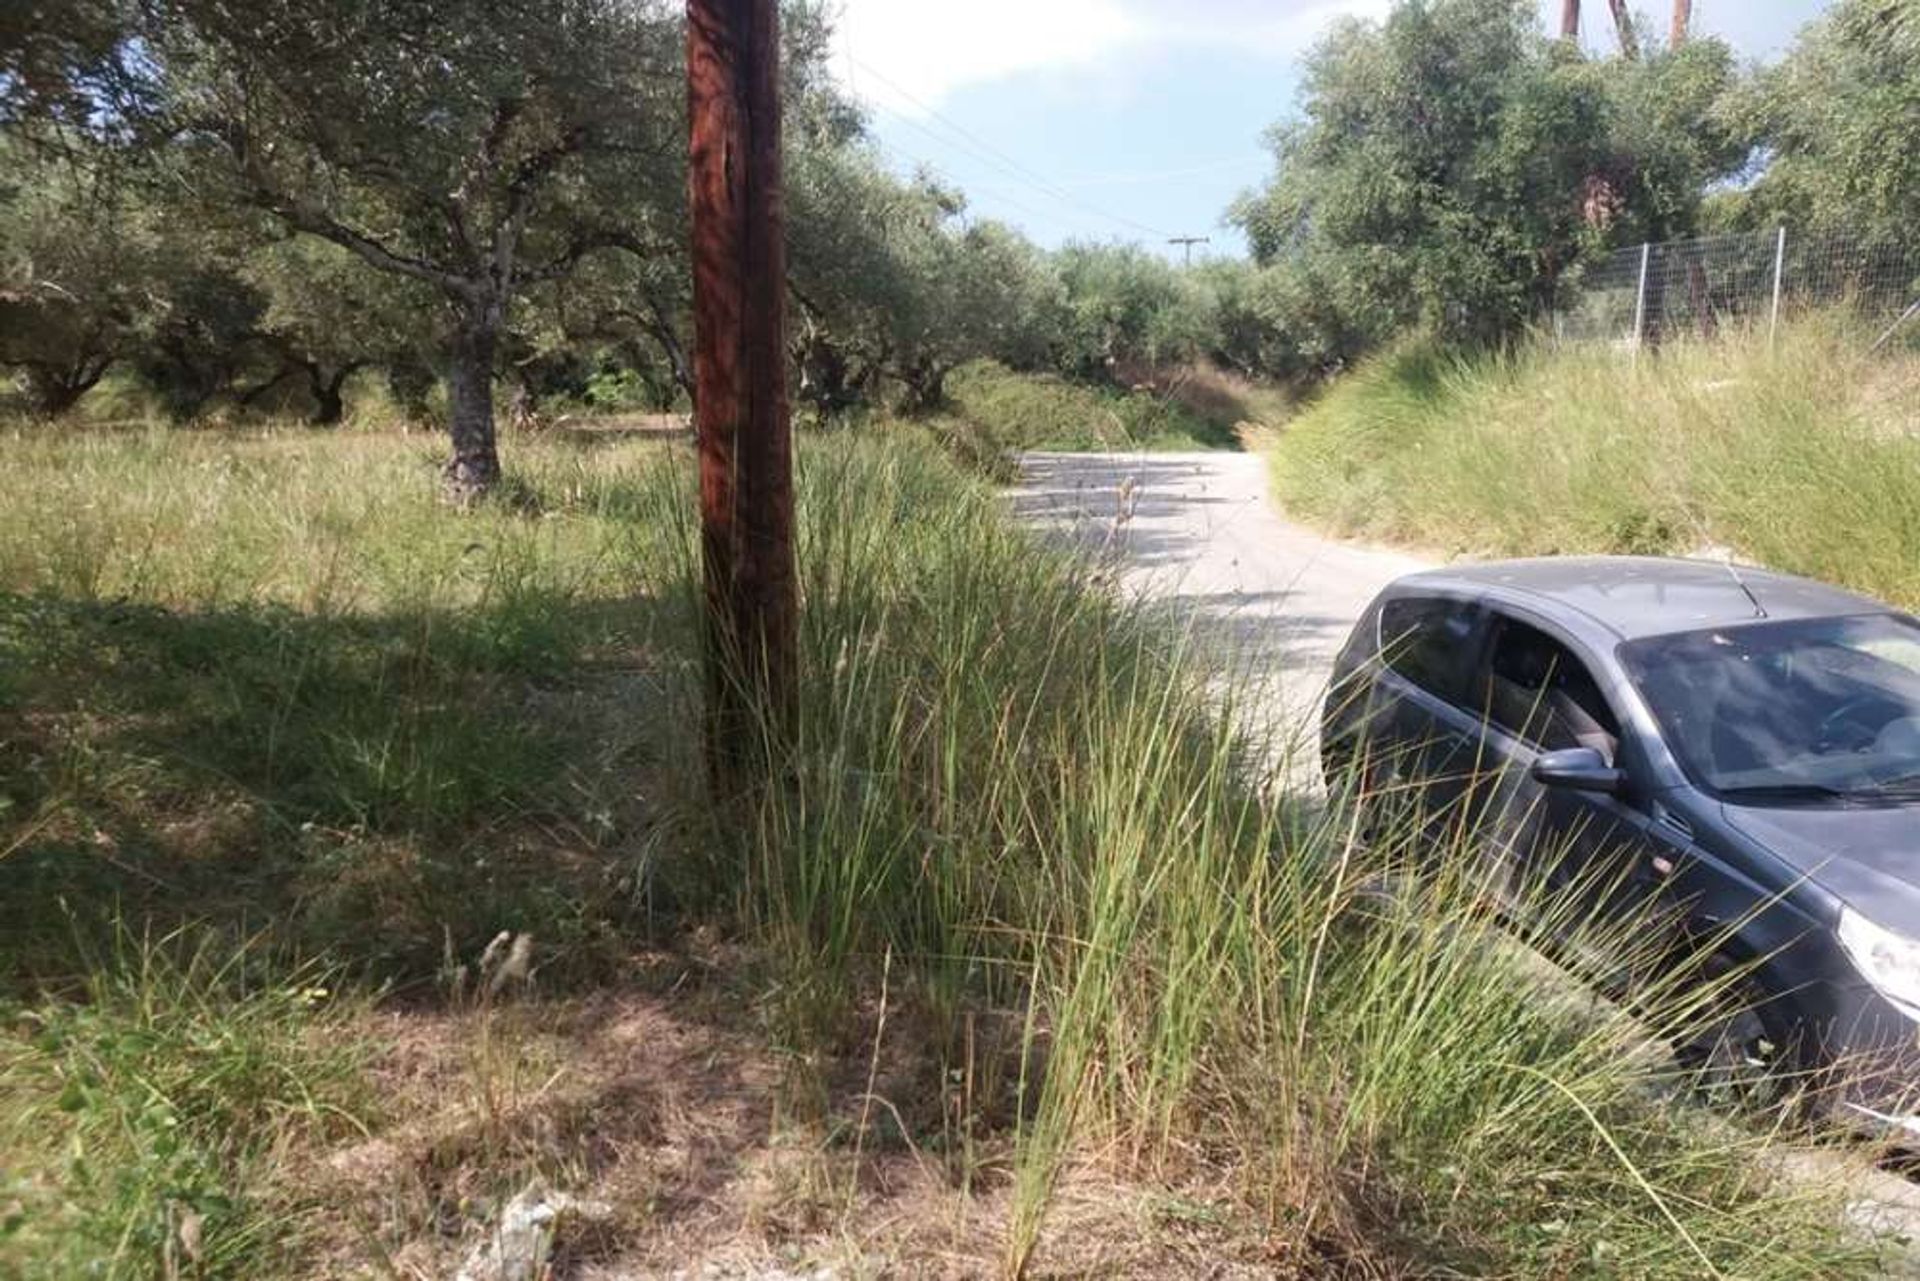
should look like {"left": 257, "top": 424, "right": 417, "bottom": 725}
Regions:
{"left": 926, "top": 359, "right": 1284, "bottom": 476}
{"left": 1268, "top": 319, "right": 1920, "bottom": 608}
{"left": 7, "top": 0, "right": 1920, "bottom": 1275}
{"left": 0, "top": 414, "right": 1889, "bottom": 1276}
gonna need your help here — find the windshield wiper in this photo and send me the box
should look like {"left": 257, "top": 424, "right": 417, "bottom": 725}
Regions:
{"left": 1719, "top": 783, "right": 1859, "bottom": 804}
{"left": 1855, "top": 770, "right": 1920, "bottom": 798}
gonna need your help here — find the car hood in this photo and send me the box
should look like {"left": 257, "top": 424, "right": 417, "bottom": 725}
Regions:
{"left": 1724, "top": 801, "right": 1920, "bottom": 933}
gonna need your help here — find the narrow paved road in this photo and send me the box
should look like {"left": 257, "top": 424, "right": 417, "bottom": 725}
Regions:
{"left": 1014, "top": 451, "right": 1429, "bottom": 732}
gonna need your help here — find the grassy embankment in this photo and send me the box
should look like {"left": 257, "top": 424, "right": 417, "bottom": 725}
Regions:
{"left": 1268, "top": 320, "right": 1920, "bottom": 607}
{"left": 928, "top": 359, "right": 1289, "bottom": 472}
{"left": 0, "top": 392, "right": 1889, "bottom": 1276}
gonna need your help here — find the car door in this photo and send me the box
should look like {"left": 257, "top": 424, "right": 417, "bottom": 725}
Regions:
{"left": 1465, "top": 612, "right": 1673, "bottom": 924}
{"left": 1357, "top": 593, "right": 1490, "bottom": 833}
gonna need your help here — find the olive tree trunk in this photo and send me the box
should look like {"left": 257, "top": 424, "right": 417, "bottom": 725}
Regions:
{"left": 443, "top": 308, "right": 502, "bottom": 504}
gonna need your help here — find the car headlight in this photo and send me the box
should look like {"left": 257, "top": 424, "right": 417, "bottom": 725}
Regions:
{"left": 1838, "top": 907, "right": 1920, "bottom": 1017}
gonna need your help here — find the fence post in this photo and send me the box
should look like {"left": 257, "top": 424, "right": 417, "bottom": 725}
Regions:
{"left": 1631, "top": 241, "right": 1652, "bottom": 359}
{"left": 1769, "top": 226, "right": 1787, "bottom": 350}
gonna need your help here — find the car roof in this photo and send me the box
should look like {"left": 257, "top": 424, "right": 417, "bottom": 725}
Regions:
{"left": 1392, "top": 556, "right": 1895, "bottom": 642}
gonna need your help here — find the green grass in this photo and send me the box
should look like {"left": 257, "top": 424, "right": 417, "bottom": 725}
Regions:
{"left": 926, "top": 360, "right": 1260, "bottom": 474}
{"left": 0, "top": 414, "right": 1890, "bottom": 1276}
{"left": 0, "top": 426, "right": 683, "bottom": 986}
{"left": 0, "top": 928, "right": 373, "bottom": 1278}
{"left": 1267, "top": 320, "right": 1920, "bottom": 607}
{"left": 675, "top": 429, "right": 1878, "bottom": 1275}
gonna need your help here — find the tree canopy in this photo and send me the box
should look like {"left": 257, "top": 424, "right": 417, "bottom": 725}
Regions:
{"left": 1734, "top": 0, "right": 1920, "bottom": 251}
{"left": 1230, "top": 0, "right": 1746, "bottom": 362}
{"left": 2, "top": 0, "right": 1914, "bottom": 449}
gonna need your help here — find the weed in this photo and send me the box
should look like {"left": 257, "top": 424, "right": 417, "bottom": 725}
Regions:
{"left": 1268, "top": 318, "right": 1920, "bottom": 610}
{"left": 0, "top": 928, "right": 372, "bottom": 1278}
{"left": 0, "top": 414, "right": 1892, "bottom": 1276}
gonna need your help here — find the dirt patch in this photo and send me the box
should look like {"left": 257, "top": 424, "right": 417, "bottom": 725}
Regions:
{"left": 290, "top": 974, "right": 1327, "bottom": 1278}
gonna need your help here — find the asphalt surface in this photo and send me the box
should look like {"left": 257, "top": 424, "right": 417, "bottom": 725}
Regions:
{"left": 1013, "top": 447, "right": 1920, "bottom": 1261}
{"left": 1013, "top": 450, "right": 1428, "bottom": 741}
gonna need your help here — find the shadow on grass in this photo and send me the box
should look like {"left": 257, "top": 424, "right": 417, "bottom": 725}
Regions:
{"left": 0, "top": 587, "right": 692, "bottom": 995}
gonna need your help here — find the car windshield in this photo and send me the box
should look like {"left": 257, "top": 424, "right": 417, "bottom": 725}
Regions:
{"left": 1621, "top": 614, "right": 1920, "bottom": 805}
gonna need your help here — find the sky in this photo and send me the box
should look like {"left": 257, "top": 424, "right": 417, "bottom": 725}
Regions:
{"left": 829, "top": 1, "right": 1834, "bottom": 258}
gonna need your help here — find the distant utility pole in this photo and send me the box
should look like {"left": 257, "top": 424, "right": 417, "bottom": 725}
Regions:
{"left": 1168, "top": 235, "right": 1209, "bottom": 268}
{"left": 686, "top": 0, "right": 798, "bottom": 786}
{"left": 1670, "top": 0, "right": 1692, "bottom": 47}
{"left": 1560, "top": 0, "right": 1580, "bottom": 40}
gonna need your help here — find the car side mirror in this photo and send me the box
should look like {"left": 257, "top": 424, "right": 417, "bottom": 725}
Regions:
{"left": 1531, "top": 747, "right": 1626, "bottom": 795}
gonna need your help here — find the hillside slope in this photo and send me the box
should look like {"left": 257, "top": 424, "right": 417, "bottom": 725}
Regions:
{"left": 1268, "top": 323, "right": 1920, "bottom": 608}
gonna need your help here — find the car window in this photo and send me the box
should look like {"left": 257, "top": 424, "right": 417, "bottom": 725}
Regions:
{"left": 1378, "top": 596, "right": 1478, "bottom": 702}
{"left": 1479, "top": 616, "right": 1621, "bottom": 758}
{"left": 1622, "top": 614, "right": 1920, "bottom": 803}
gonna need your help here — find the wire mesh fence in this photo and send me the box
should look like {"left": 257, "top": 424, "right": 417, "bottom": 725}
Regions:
{"left": 1550, "top": 227, "right": 1920, "bottom": 349}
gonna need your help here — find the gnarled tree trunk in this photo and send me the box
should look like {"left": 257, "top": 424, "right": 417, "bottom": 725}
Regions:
{"left": 311, "top": 370, "right": 348, "bottom": 426}
{"left": 303, "top": 359, "right": 363, "bottom": 426}
{"left": 21, "top": 353, "right": 112, "bottom": 417}
{"left": 443, "top": 304, "right": 502, "bottom": 504}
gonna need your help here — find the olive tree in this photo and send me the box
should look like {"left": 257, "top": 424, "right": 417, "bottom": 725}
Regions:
{"left": 1734, "top": 0, "right": 1920, "bottom": 251}
{"left": 241, "top": 236, "right": 437, "bottom": 425}
{"left": 118, "top": 0, "right": 685, "bottom": 498}
{"left": 1230, "top": 0, "right": 1745, "bottom": 355}
{"left": 0, "top": 153, "right": 145, "bottom": 414}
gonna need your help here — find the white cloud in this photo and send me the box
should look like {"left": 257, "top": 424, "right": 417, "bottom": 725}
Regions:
{"left": 833, "top": 0, "right": 1145, "bottom": 114}
{"left": 1143, "top": 0, "right": 1396, "bottom": 57}
{"left": 830, "top": 0, "right": 1391, "bottom": 113}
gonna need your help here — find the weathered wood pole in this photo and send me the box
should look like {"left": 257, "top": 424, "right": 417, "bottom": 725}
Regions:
{"left": 1670, "top": 0, "right": 1691, "bottom": 48}
{"left": 1560, "top": 0, "right": 1580, "bottom": 40}
{"left": 686, "top": 0, "right": 798, "bottom": 783}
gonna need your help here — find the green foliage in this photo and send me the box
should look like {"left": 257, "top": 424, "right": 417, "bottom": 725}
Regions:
{"left": 0, "top": 144, "right": 155, "bottom": 415}
{"left": 0, "top": 929, "right": 373, "bottom": 1278}
{"left": 1267, "top": 319, "right": 1920, "bottom": 610}
{"left": 129, "top": 254, "right": 268, "bottom": 422}
{"left": 788, "top": 146, "right": 1068, "bottom": 413}
{"left": 932, "top": 359, "right": 1238, "bottom": 474}
{"left": 1050, "top": 242, "right": 1214, "bottom": 378}
{"left": 241, "top": 237, "right": 439, "bottom": 424}
{"left": 1231, "top": 0, "right": 1747, "bottom": 365}
{"left": 1732, "top": 0, "right": 1920, "bottom": 252}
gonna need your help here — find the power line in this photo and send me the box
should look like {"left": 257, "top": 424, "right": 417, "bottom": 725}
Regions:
{"left": 847, "top": 55, "right": 1175, "bottom": 240}
{"left": 1049, "top": 156, "right": 1266, "bottom": 189}
{"left": 859, "top": 134, "right": 1081, "bottom": 237}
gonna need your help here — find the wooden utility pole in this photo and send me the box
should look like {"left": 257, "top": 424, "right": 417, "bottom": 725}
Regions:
{"left": 686, "top": 0, "right": 798, "bottom": 783}
{"left": 1167, "top": 236, "right": 1209, "bottom": 268}
{"left": 1560, "top": 0, "right": 1580, "bottom": 40}
{"left": 1670, "top": 0, "right": 1692, "bottom": 47}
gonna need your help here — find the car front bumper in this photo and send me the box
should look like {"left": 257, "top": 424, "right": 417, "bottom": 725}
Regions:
{"left": 1809, "top": 979, "right": 1920, "bottom": 1142}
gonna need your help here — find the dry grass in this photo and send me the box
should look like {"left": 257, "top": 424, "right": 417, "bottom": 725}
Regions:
{"left": 1267, "top": 318, "right": 1920, "bottom": 609}
{"left": 292, "top": 970, "right": 1318, "bottom": 1279}
{"left": 0, "top": 416, "right": 1893, "bottom": 1278}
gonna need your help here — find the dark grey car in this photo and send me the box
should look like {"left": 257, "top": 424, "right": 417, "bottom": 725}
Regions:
{"left": 1322, "top": 556, "right": 1920, "bottom": 1132}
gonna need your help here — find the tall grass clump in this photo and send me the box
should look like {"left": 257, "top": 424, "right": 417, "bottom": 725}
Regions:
{"left": 0, "top": 928, "right": 373, "bottom": 1278}
{"left": 930, "top": 360, "right": 1242, "bottom": 474}
{"left": 1269, "top": 318, "right": 1920, "bottom": 608}
{"left": 667, "top": 428, "right": 1877, "bottom": 1274}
